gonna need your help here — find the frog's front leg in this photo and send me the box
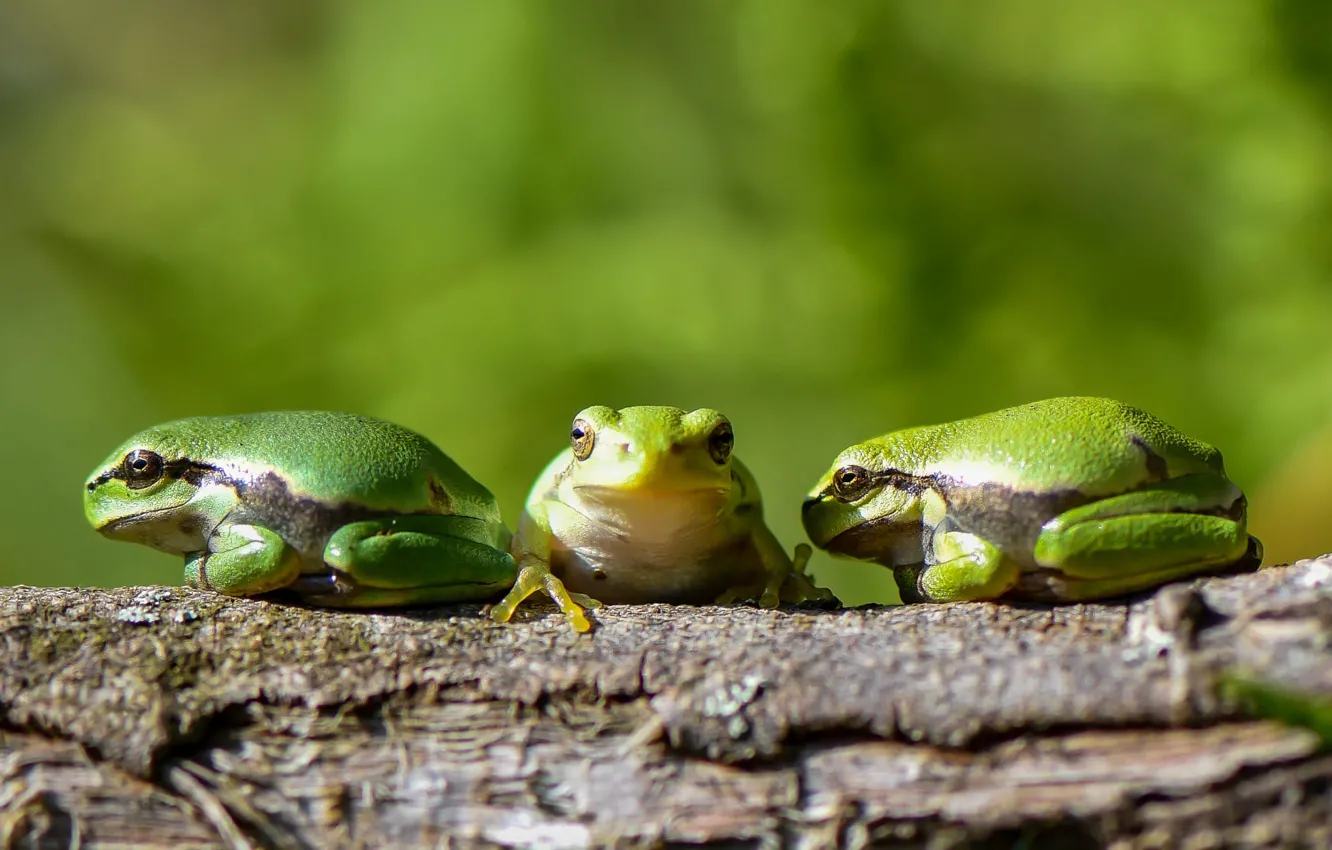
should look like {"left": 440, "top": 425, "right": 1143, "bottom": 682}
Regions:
{"left": 309, "top": 515, "right": 517, "bottom": 607}
{"left": 490, "top": 503, "right": 598, "bottom": 632}
{"left": 901, "top": 530, "right": 1021, "bottom": 603}
{"left": 186, "top": 523, "right": 301, "bottom": 596}
{"left": 1032, "top": 473, "right": 1258, "bottom": 600}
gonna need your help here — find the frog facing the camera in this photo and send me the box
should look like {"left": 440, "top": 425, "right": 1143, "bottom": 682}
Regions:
{"left": 490, "top": 405, "right": 835, "bottom": 631}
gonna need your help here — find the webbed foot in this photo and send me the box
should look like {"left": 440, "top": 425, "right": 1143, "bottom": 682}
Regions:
{"left": 490, "top": 558, "right": 598, "bottom": 633}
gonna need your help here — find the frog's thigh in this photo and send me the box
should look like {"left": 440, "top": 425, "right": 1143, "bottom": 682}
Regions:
{"left": 1033, "top": 474, "right": 1249, "bottom": 580}
{"left": 324, "top": 516, "right": 517, "bottom": 592}
{"left": 196, "top": 523, "right": 300, "bottom": 596}
{"left": 916, "top": 530, "right": 1021, "bottom": 602}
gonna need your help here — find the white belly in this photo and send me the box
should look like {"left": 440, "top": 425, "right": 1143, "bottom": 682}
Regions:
{"left": 545, "top": 493, "right": 762, "bottom": 604}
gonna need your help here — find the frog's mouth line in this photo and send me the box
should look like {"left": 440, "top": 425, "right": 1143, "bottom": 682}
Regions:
{"left": 98, "top": 502, "right": 197, "bottom": 535}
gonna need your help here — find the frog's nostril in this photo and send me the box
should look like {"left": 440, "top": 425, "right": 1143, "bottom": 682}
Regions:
{"left": 86, "top": 482, "right": 96, "bottom": 493}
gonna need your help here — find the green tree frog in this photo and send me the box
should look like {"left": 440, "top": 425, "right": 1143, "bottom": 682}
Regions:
{"left": 489, "top": 405, "right": 836, "bottom": 632}
{"left": 85, "top": 411, "right": 517, "bottom": 606}
{"left": 802, "top": 397, "right": 1262, "bottom": 603}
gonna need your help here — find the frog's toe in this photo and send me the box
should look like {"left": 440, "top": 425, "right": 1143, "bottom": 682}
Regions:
{"left": 539, "top": 575, "right": 594, "bottom": 633}
{"left": 714, "top": 584, "right": 762, "bottom": 606}
{"left": 713, "top": 588, "right": 740, "bottom": 606}
{"left": 567, "top": 592, "right": 603, "bottom": 610}
{"left": 715, "top": 580, "right": 783, "bottom": 608}
{"left": 562, "top": 607, "right": 593, "bottom": 633}
{"left": 487, "top": 597, "right": 520, "bottom": 624}
{"left": 780, "top": 571, "right": 838, "bottom": 605}
{"left": 792, "top": 543, "right": 814, "bottom": 574}
{"left": 490, "top": 567, "right": 543, "bottom": 624}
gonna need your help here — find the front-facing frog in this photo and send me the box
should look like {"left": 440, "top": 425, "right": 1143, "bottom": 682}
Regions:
{"left": 85, "top": 411, "right": 517, "bottom": 606}
{"left": 489, "top": 405, "right": 835, "bottom": 631}
{"left": 802, "top": 397, "right": 1262, "bottom": 603}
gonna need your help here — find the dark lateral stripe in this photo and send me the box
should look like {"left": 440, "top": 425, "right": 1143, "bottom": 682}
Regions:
{"left": 1130, "top": 435, "right": 1169, "bottom": 481}
{"left": 879, "top": 469, "right": 933, "bottom": 494}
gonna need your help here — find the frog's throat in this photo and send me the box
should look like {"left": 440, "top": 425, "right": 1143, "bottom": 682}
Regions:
{"left": 562, "top": 485, "right": 734, "bottom": 545}
{"left": 824, "top": 515, "right": 925, "bottom": 566}
{"left": 97, "top": 503, "right": 187, "bottom": 534}
{"left": 570, "top": 483, "right": 729, "bottom": 501}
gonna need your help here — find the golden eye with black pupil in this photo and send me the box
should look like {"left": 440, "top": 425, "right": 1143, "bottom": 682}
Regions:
{"left": 707, "top": 421, "right": 734, "bottom": 465}
{"left": 832, "top": 465, "right": 872, "bottom": 501}
{"left": 570, "top": 419, "right": 595, "bottom": 461}
{"left": 123, "top": 449, "right": 165, "bottom": 489}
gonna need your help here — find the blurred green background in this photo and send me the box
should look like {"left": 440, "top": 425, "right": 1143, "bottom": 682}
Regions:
{"left": 3, "top": 1, "right": 1332, "bottom": 605}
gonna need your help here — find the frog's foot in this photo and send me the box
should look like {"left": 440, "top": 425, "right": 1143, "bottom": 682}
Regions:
{"left": 780, "top": 544, "right": 838, "bottom": 605}
{"left": 187, "top": 523, "right": 301, "bottom": 596}
{"left": 908, "top": 530, "right": 1020, "bottom": 603}
{"left": 490, "top": 558, "right": 596, "bottom": 633}
{"left": 715, "top": 575, "right": 784, "bottom": 609}
{"left": 779, "top": 571, "right": 839, "bottom": 606}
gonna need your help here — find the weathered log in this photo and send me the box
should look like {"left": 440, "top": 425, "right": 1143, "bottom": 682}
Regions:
{"left": 2, "top": 557, "right": 1331, "bottom": 848}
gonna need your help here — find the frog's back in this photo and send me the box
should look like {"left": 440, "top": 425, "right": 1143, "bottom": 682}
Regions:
{"left": 137, "top": 411, "right": 498, "bottom": 519}
{"left": 875, "top": 397, "right": 1223, "bottom": 496}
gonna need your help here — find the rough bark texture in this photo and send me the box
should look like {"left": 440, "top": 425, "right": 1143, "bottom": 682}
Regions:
{"left": 2, "top": 556, "right": 1332, "bottom": 849}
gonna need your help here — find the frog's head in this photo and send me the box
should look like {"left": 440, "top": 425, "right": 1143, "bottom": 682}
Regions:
{"left": 801, "top": 433, "right": 932, "bottom": 566}
{"left": 84, "top": 425, "right": 223, "bottom": 553}
{"left": 560, "top": 405, "right": 736, "bottom": 506}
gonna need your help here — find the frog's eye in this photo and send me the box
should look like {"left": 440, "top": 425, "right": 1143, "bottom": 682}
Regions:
{"left": 122, "top": 449, "right": 165, "bottom": 489}
{"left": 831, "top": 465, "right": 873, "bottom": 501}
{"left": 707, "top": 421, "right": 734, "bottom": 465}
{"left": 570, "top": 419, "right": 595, "bottom": 461}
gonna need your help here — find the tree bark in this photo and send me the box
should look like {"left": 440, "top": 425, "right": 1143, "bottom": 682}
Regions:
{"left": 2, "top": 557, "right": 1331, "bottom": 849}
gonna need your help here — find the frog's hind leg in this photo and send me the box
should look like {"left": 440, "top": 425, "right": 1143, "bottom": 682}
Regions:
{"left": 1032, "top": 473, "right": 1258, "bottom": 601}
{"left": 313, "top": 515, "right": 518, "bottom": 607}
{"left": 904, "top": 530, "right": 1022, "bottom": 602}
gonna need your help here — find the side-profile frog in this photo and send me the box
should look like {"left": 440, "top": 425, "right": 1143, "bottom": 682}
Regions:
{"left": 490, "top": 405, "right": 835, "bottom": 631}
{"left": 802, "top": 397, "right": 1261, "bottom": 603}
{"left": 85, "top": 411, "right": 516, "bottom": 606}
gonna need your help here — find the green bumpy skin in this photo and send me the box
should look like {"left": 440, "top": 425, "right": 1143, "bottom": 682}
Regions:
{"left": 801, "top": 397, "right": 1262, "bottom": 603}
{"left": 490, "top": 405, "right": 836, "bottom": 632}
{"left": 85, "top": 411, "right": 516, "bottom": 607}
